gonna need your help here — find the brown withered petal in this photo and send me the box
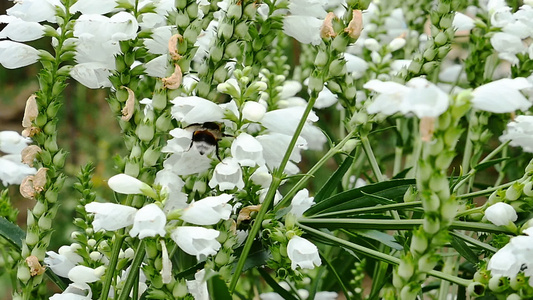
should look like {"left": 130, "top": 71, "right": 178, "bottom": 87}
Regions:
{"left": 22, "top": 126, "right": 40, "bottom": 138}
{"left": 33, "top": 168, "right": 48, "bottom": 193}
{"left": 320, "top": 12, "right": 337, "bottom": 39}
{"left": 22, "top": 94, "right": 38, "bottom": 128}
{"left": 237, "top": 204, "right": 261, "bottom": 225}
{"left": 168, "top": 33, "right": 183, "bottom": 61}
{"left": 420, "top": 117, "right": 435, "bottom": 142}
{"left": 121, "top": 86, "right": 135, "bottom": 121}
{"left": 21, "top": 145, "right": 41, "bottom": 167}
{"left": 26, "top": 256, "right": 46, "bottom": 276}
{"left": 162, "top": 64, "right": 183, "bottom": 90}
{"left": 344, "top": 10, "right": 363, "bottom": 39}
{"left": 20, "top": 175, "right": 35, "bottom": 199}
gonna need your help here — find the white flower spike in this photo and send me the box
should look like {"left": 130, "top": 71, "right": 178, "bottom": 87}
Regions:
{"left": 287, "top": 236, "right": 322, "bottom": 270}
{"left": 129, "top": 203, "right": 167, "bottom": 239}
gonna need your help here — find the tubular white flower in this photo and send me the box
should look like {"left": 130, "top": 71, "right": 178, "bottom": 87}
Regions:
{"left": 6, "top": 0, "right": 62, "bottom": 23}
{"left": 186, "top": 269, "right": 209, "bottom": 300}
{"left": 70, "top": 63, "right": 113, "bottom": 89}
{"left": 0, "top": 40, "right": 39, "bottom": 69}
{"left": 250, "top": 165, "right": 273, "bottom": 188}
{"left": 488, "top": 235, "right": 533, "bottom": 278}
{"left": 344, "top": 53, "right": 368, "bottom": 79}
{"left": 160, "top": 240, "right": 172, "bottom": 284}
{"left": 231, "top": 132, "right": 265, "bottom": 167}
{"left": 163, "top": 150, "right": 212, "bottom": 176}
{"left": 289, "top": 189, "right": 315, "bottom": 217}
{"left": 0, "top": 131, "right": 32, "bottom": 154}
{"left": 44, "top": 245, "right": 83, "bottom": 278}
{"left": 242, "top": 101, "right": 267, "bottom": 122}
{"left": 70, "top": 0, "right": 118, "bottom": 15}
{"left": 472, "top": 78, "right": 532, "bottom": 113}
{"left": 50, "top": 282, "right": 92, "bottom": 300}
{"left": 500, "top": 115, "right": 533, "bottom": 152}
{"left": 0, "top": 16, "right": 45, "bottom": 42}
{"left": 314, "top": 86, "right": 338, "bottom": 109}
{"left": 170, "top": 96, "right": 225, "bottom": 125}
{"left": 170, "top": 226, "right": 221, "bottom": 260}
{"left": 256, "top": 133, "right": 306, "bottom": 175}
{"left": 0, "top": 154, "right": 37, "bottom": 186}
{"left": 68, "top": 265, "right": 103, "bottom": 284}
{"left": 287, "top": 236, "right": 322, "bottom": 270}
{"left": 107, "top": 174, "right": 155, "bottom": 196}
{"left": 181, "top": 194, "right": 233, "bottom": 225}
{"left": 364, "top": 79, "right": 409, "bottom": 115}
{"left": 485, "top": 202, "right": 518, "bottom": 226}
{"left": 85, "top": 202, "right": 138, "bottom": 231}
{"left": 209, "top": 158, "right": 245, "bottom": 191}
{"left": 145, "top": 54, "right": 170, "bottom": 78}
{"left": 129, "top": 203, "right": 167, "bottom": 239}
{"left": 453, "top": 12, "right": 475, "bottom": 31}
{"left": 155, "top": 169, "right": 188, "bottom": 212}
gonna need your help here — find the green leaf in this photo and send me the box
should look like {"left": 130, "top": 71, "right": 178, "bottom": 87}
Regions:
{"left": 304, "top": 179, "right": 415, "bottom": 216}
{"left": 0, "top": 216, "right": 25, "bottom": 249}
{"left": 350, "top": 230, "right": 403, "bottom": 250}
{"left": 207, "top": 275, "right": 232, "bottom": 300}
{"left": 474, "top": 157, "right": 508, "bottom": 172}
{"left": 450, "top": 235, "right": 479, "bottom": 265}
{"left": 257, "top": 268, "right": 299, "bottom": 300}
{"left": 314, "top": 148, "right": 355, "bottom": 203}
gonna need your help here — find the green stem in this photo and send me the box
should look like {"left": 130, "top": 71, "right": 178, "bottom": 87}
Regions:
{"left": 100, "top": 234, "right": 126, "bottom": 300}
{"left": 453, "top": 140, "right": 511, "bottom": 193}
{"left": 118, "top": 240, "right": 146, "bottom": 300}
{"left": 297, "top": 217, "right": 514, "bottom": 234}
{"left": 311, "top": 201, "right": 422, "bottom": 218}
{"left": 228, "top": 91, "right": 319, "bottom": 293}
{"left": 393, "top": 119, "right": 403, "bottom": 176}
{"left": 456, "top": 180, "right": 515, "bottom": 199}
{"left": 361, "top": 135, "right": 384, "bottom": 182}
{"left": 458, "top": 110, "right": 476, "bottom": 195}
{"left": 275, "top": 129, "right": 358, "bottom": 210}
{"left": 298, "top": 223, "right": 472, "bottom": 287}
{"left": 449, "top": 231, "right": 497, "bottom": 253}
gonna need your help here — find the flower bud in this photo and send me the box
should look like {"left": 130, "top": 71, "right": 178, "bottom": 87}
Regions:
{"left": 227, "top": 3, "right": 242, "bottom": 19}
{"left": 156, "top": 112, "right": 172, "bottom": 132}
{"left": 243, "top": 3, "right": 257, "bottom": 18}
{"left": 218, "top": 22, "right": 234, "bottom": 40}
{"left": 505, "top": 183, "right": 521, "bottom": 201}
{"left": 397, "top": 255, "right": 414, "bottom": 280}
{"left": 422, "top": 192, "right": 440, "bottom": 212}
{"left": 328, "top": 59, "right": 346, "bottom": 77}
{"left": 308, "top": 74, "right": 324, "bottom": 93}
{"left": 17, "top": 264, "right": 31, "bottom": 283}
{"left": 332, "top": 35, "right": 349, "bottom": 52}
{"left": 423, "top": 217, "right": 440, "bottom": 234}
{"left": 214, "top": 66, "right": 228, "bottom": 84}
{"left": 53, "top": 149, "right": 67, "bottom": 168}
{"left": 186, "top": 2, "right": 199, "bottom": 19}
{"left": 136, "top": 121, "right": 155, "bottom": 142}
{"left": 143, "top": 146, "right": 160, "bottom": 167}
{"left": 364, "top": 38, "right": 380, "bottom": 52}
{"left": 388, "top": 38, "right": 406, "bottom": 51}
{"left": 33, "top": 201, "right": 47, "bottom": 217}
{"left": 488, "top": 276, "right": 508, "bottom": 292}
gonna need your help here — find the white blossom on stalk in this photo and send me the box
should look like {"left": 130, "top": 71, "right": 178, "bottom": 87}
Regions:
{"left": 160, "top": 240, "right": 172, "bottom": 284}
{"left": 485, "top": 202, "right": 518, "bottom": 226}
{"left": 85, "top": 202, "right": 138, "bottom": 231}
{"left": 49, "top": 282, "right": 92, "bottom": 300}
{"left": 70, "top": 0, "right": 118, "bottom": 15}
{"left": 0, "top": 154, "right": 37, "bottom": 186}
{"left": 163, "top": 151, "right": 212, "bottom": 176}
{"left": 44, "top": 244, "right": 83, "bottom": 277}
{"left": 250, "top": 165, "right": 273, "bottom": 188}
{"left": 364, "top": 77, "right": 449, "bottom": 118}
{"left": 344, "top": 52, "right": 368, "bottom": 80}
{"left": 289, "top": 189, "right": 315, "bottom": 217}
{"left": 0, "top": 131, "right": 32, "bottom": 154}
{"left": 499, "top": 115, "right": 533, "bottom": 152}
{"left": 170, "top": 226, "right": 221, "bottom": 260}
{"left": 6, "top": 0, "right": 62, "bottom": 23}
{"left": 488, "top": 235, "right": 533, "bottom": 281}
{"left": 287, "top": 236, "right": 322, "bottom": 270}
{"left": 68, "top": 265, "right": 105, "bottom": 284}
{"left": 186, "top": 269, "right": 209, "bottom": 300}
{"left": 70, "top": 63, "right": 113, "bottom": 89}
{"left": 129, "top": 204, "right": 167, "bottom": 239}
{"left": 231, "top": 132, "right": 265, "bottom": 167}
{"left": 242, "top": 101, "right": 267, "bottom": 122}
{"left": 209, "top": 158, "right": 245, "bottom": 191}
{"left": 0, "top": 16, "right": 45, "bottom": 42}
{"left": 471, "top": 78, "right": 532, "bottom": 113}
{"left": 256, "top": 133, "right": 306, "bottom": 175}
{"left": 0, "top": 40, "right": 40, "bottom": 69}
{"left": 283, "top": 0, "right": 328, "bottom": 45}
{"left": 107, "top": 174, "right": 156, "bottom": 197}
{"left": 181, "top": 194, "right": 233, "bottom": 225}
{"left": 155, "top": 169, "right": 188, "bottom": 212}
{"left": 170, "top": 96, "right": 225, "bottom": 125}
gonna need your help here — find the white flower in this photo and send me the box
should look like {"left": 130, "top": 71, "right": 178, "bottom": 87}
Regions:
{"left": 155, "top": 169, "right": 188, "bottom": 212}
{"left": 163, "top": 151, "right": 212, "bottom": 176}
{"left": 107, "top": 174, "right": 154, "bottom": 196}
{"left": 250, "top": 165, "right": 272, "bottom": 188}
{"left": 171, "top": 96, "right": 225, "bottom": 125}
{"left": 160, "top": 240, "right": 172, "bottom": 284}
{"left": 44, "top": 244, "right": 83, "bottom": 277}
{"left": 0, "top": 154, "right": 37, "bottom": 186}
{"left": 289, "top": 189, "right": 315, "bottom": 217}
{"left": 490, "top": 32, "right": 527, "bottom": 64}
{"left": 231, "top": 132, "right": 265, "bottom": 167}
{"left": 256, "top": 133, "right": 305, "bottom": 175}
{"left": 50, "top": 282, "right": 92, "bottom": 300}
{"left": 0, "top": 15, "right": 45, "bottom": 42}
{"left": 181, "top": 194, "right": 233, "bottom": 225}
{"left": 6, "top": 0, "right": 62, "bottom": 23}
{"left": 472, "top": 78, "right": 532, "bottom": 113}
{"left": 364, "top": 77, "right": 449, "bottom": 118}
{"left": 282, "top": 0, "right": 327, "bottom": 45}
{"left": 388, "top": 37, "right": 406, "bottom": 51}
{"left": 85, "top": 202, "right": 138, "bottom": 231}
{"left": 186, "top": 269, "right": 209, "bottom": 300}
{"left": 488, "top": 235, "right": 533, "bottom": 279}
{"left": 242, "top": 101, "right": 267, "bottom": 122}
{"left": 314, "top": 86, "right": 338, "bottom": 109}
{"left": 70, "top": 0, "right": 118, "bottom": 14}
{"left": 209, "top": 158, "right": 245, "bottom": 191}
{"left": 344, "top": 53, "right": 368, "bottom": 79}
{"left": 70, "top": 63, "right": 113, "bottom": 89}
{"left": 0, "top": 131, "right": 32, "bottom": 154}
{"left": 0, "top": 40, "right": 39, "bottom": 69}
{"left": 68, "top": 265, "right": 105, "bottom": 284}
{"left": 170, "top": 226, "right": 221, "bottom": 260}
{"left": 129, "top": 204, "right": 167, "bottom": 239}
{"left": 453, "top": 12, "right": 475, "bottom": 31}
{"left": 499, "top": 115, "right": 533, "bottom": 152}
{"left": 287, "top": 236, "right": 322, "bottom": 270}
{"left": 145, "top": 54, "right": 170, "bottom": 78}
{"left": 143, "top": 26, "right": 173, "bottom": 55}
{"left": 485, "top": 202, "right": 518, "bottom": 226}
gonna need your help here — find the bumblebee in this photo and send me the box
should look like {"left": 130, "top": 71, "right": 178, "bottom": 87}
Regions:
{"left": 185, "top": 122, "right": 224, "bottom": 161}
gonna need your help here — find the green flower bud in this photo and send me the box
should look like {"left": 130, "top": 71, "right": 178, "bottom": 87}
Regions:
{"left": 44, "top": 136, "right": 58, "bottom": 153}
{"left": 244, "top": 3, "right": 257, "bottom": 18}
{"left": 434, "top": 31, "right": 447, "bottom": 46}
{"left": 175, "top": 11, "right": 190, "bottom": 28}
{"left": 314, "top": 50, "right": 329, "bottom": 68}
{"left": 38, "top": 215, "right": 52, "bottom": 230}
{"left": 418, "top": 253, "right": 439, "bottom": 272}
{"left": 435, "top": 151, "right": 455, "bottom": 170}
{"left": 215, "top": 249, "right": 231, "bottom": 265}
{"left": 173, "top": 280, "right": 188, "bottom": 298}
{"left": 156, "top": 112, "right": 172, "bottom": 132}
{"left": 214, "top": 66, "right": 229, "bottom": 84}
{"left": 332, "top": 35, "right": 349, "bottom": 52}
{"left": 53, "top": 150, "right": 67, "bottom": 169}
{"left": 422, "top": 61, "right": 439, "bottom": 74}
{"left": 186, "top": 2, "right": 199, "bottom": 19}
{"left": 142, "top": 146, "right": 160, "bottom": 167}
{"left": 423, "top": 217, "right": 440, "bottom": 234}
{"left": 192, "top": 180, "right": 206, "bottom": 194}
{"left": 17, "top": 264, "right": 31, "bottom": 283}
{"left": 423, "top": 48, "right": 437, "bottom": 61}
{"left": 175, "top": 0, "right": 187, "bottom": 9}
{"left": 27, "top": 212, "right": 35, "bottom": 227}
{"left": 507, "top": 294, "right": 522, "bottom": 300}
{"left": 467, "top": 282, "right": 485, "bottom": 297}
{"left": 25, "top": 230, "right": 39, "bottom": 246}
{"left": 429, "top": 174, "right": 448, "bottom": 193}
{"left": 329, "top": 59, "right": 346, "bottom": 77}
{"left": 408, "top": 60, "right": 422, "bottom": 74}
{"left": 218, "top": 22, "right": 234, "bottom": 40}
{"left": 227, "top": 3, "right": 242, "bottom": 19}
{"left": 505, "top": 183, "right": 522, "bottom": 201}
{"left": 308, "top": 73, "right": 324, "bottom": 93}
{"left": 210, "top": 44, "right": 224, "bottom": 62}
{"left": 225, "top": 41, "right": 241, "bottom": 58}
{"left": 33, "top": 201, "right": 47, "bottom": 217}
{"left": 443, "top": 127, "right": 463, "bottom": 147}
{"left": 398, "top": 254, "right": 414, "bottom": 280}
{"left": 136, "top": 121, "right": 155, "bottom": 142}
{"left": 252, "top": 38, "right": 263, "bottom": 52}
{"left": 35, "top": 114, "right": 47, "bottom": 127}
{"left": 183, "top": 26, "right": 199, "bottom": 44}
{"left": 523, "top": 181, "right": 533, "bottom": 197}
{"left": 124, "top": 160, "right": 140, "bottom": 177}
{"left": 410, "top": 229, "right": 428, "bottom": 254}
{"left": 31, "top": 246, "right": 46, "bottom": 260}
{"left": 400, "top": 285, "right": 418, "bottom": 299}
{"left": 234, "top": 22, "right": 249, "bottom": 39}
{"left": 422, "top": 192, "right": 440, "bottom": 212}
{"left": 344, "top": 86, "right": 357, "bottom": 100}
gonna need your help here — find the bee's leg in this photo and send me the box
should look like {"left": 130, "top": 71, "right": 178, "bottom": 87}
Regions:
{"left": 187, "top": 139, "right": 194, "bottom": 151}
{"left": 215, "top": 142, "right": 222, "bottom": 162}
